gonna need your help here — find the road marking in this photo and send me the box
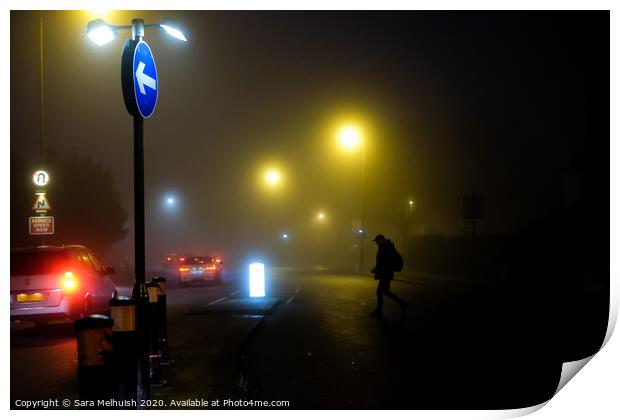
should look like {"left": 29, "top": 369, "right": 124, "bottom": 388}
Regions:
{"left": 286, "top": 295, "right": 295, "bottom": 305}
{"left": 295, "top": 284, "right": 301, "bottom": 294}
{"left": 230, "top": 290, "right": 240, "bottom": 296}
{"left": 208, "top": 297, "right": 227, "bottom": 306}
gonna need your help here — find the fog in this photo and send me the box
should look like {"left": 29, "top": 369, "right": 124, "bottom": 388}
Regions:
{"left": 11, "top": 11, "right": 608, "bottom": 278}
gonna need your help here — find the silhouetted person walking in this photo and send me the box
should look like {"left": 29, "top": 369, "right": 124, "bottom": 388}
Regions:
{"left": 370, "top": 234, "right": 408, "bottom": 320}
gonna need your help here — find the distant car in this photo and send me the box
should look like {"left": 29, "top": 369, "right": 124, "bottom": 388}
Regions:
{"left": 178, "top": 256, "right": 222, "bottom": 287}
{"left": 10, "top": 245, "right": 118, "bottom": 324}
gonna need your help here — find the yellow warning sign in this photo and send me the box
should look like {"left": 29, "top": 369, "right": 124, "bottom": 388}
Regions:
{"left": 32, "top": 192, "right": 51, "bottom": 211}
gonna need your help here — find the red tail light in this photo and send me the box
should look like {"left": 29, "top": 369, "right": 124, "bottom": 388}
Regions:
{"left": 63, "top": 271, "right": 78, "bottom": 291}
{"left": 179, "top": 266, "right": 189, "bottom": 272}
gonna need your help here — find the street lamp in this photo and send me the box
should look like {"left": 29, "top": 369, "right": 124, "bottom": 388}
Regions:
{"left": 317, "top": 211, "right": 326, "bottom": 221}
{"left": 86, "top": 15, "right": 188, "bottom": 402}
{"left": 86, "top": 18, "right": 189, "bottom": 47}
{"left": 337, "top": 123, "right": 366, "bottom": 272}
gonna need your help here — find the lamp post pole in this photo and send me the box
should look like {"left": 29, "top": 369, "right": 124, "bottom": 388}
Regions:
{"left": 87, "top": 14, "right": 187, "bottom": 408}
{"left": 128, "top": 18, "right": 151, "bottom": 404}
{"left": 131, "top": 18, "right": 146, "bottom": 299}
{"left": 359, "top": 141, "right": 366, "bottom": 272}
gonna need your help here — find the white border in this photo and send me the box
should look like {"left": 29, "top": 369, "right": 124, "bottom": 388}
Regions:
{"left": 3, "top": 2, "right": 617, "bottom": 420}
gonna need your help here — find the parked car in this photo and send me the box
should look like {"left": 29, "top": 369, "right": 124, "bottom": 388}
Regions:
{"left": 178, "top": 256, "right": 223, "bottom": 287}
{"left": 10, "top": 245, "right": 118, "bottom": 324}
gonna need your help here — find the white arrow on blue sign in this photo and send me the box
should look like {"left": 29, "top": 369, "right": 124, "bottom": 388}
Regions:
{"left": 132, "top": 41, "right": 158, "bottom": 118}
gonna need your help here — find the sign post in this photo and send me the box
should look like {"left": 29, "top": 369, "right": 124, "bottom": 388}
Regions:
{"left": 119, "top": 18, "right": 160, "bottom": 404}
{"left": 86, "top": 15, "right": 187, "bottom": 406}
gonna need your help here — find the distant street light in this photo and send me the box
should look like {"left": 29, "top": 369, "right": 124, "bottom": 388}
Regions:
{"left": 317, "top": 211, "right": 326, "bottom": 221}
{"left": 337, "top": 123, "right": 366, "bottom": 271}
{"left": 281, "top": 232, "right": 289, "bottom": 239}
{"left": 338, "top": 125, "right": 362, "bottom": 150}
{"left": 264, "top": 169, "right": 282, "bottom": 186}
{"left": 164, "top": 195, "right": 177, "bottom": 207}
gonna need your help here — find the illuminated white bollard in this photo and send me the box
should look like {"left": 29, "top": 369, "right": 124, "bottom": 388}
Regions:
{"left": 249, "top": 263, "right": 266, "bottom": 298}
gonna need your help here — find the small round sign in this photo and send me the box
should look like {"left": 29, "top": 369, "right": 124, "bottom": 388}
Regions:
{"left": 33, "top": 170, "right": 49, "bottom": 187}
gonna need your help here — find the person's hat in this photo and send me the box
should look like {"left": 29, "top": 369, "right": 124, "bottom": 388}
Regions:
{"left": 372, "top": 234, "right": 386, "bottom": 242}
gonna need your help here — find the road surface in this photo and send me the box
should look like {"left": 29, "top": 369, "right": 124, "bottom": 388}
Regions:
{"left": 11, "top": 268, "right": 563, "bottom": 409}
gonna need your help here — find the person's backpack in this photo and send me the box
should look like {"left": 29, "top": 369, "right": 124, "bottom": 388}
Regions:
{"left": 391, "top": 247, "right": 404, "bottom": 272}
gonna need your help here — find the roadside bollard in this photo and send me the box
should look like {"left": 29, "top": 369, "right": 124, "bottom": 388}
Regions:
{"left": 109, "top": 296, "right": 138, "bottom": 405}
{"left": 146, "top": 281, "right": 165, "bottom": 386}
{"left": 132, "top": 280, "right": 151, "bottom": 406}
{"left": 75, "top": 314, "right": 115, "bottom": 404}
{"left": 152, "top": 276, "right": 173, "bottom": 365}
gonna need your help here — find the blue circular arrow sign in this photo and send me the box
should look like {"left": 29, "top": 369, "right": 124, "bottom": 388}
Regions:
{"left": 132, "top": 41, "right": 158, "bottom": 118}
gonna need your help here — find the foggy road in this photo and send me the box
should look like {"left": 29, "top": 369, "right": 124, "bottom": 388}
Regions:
{"left": 241, "top": 270, "right": 562, "bottom": 409}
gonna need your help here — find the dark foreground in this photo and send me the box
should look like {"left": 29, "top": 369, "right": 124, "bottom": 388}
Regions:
{"left": 10, "top": 267, "right": 608, "bottom": 409}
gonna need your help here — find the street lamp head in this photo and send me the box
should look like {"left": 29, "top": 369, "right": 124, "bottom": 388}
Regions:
{"left": 317, "top": 212, "right": 326, "bottom": 221}
{"left": 160, "top": 18, "right": 188, "bottom": 42}
{"left": 86, "top": 19, "right": 117, "bottom": 46}
{"left": 338, "top": 125, "right": 362, "bottom": 150}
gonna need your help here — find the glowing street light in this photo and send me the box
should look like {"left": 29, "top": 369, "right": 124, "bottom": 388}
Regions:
{"left": 86, "top": 17, "right": 189, "bottom": 47}
{"left": 264, "top": 169, "right": 282, "bottom": 186}
{"left": 317, "top": 211, "right": 326, "bottom": 221}
{"left": 86, "top": 19, "right": 117, "bottom": 46}
{"left": 338, "top": 125, "right": 362, "bottom": 150}
{"left": 160, "top": 18, "right": 188, "bottom": 41}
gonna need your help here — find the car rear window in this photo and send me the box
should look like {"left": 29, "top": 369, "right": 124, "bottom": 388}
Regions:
{"left": 185, "top": 257, "right": 215, "bottom": 265}
{"left": 10, "top": 250, "right": 71, "bottom": 276}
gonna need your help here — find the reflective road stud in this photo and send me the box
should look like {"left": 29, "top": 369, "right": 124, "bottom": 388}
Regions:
{"left": 75, "top": 314, "right": 115, "bottom": 402}
{"left": 110, "top": 296, "right": 138, "bottom": 405}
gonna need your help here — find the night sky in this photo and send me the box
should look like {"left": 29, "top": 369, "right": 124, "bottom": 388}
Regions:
{"left": 10, "top": 11, "right": 609, "bottom": 266}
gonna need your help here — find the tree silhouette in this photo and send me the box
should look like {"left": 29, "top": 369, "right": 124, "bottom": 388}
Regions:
{"left": 10, "top": 149, "right": 128, "bottom": 256}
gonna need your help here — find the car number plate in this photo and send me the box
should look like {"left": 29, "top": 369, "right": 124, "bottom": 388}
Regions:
{"left": 16, "top": 292, "right": 45, "bottom": 303}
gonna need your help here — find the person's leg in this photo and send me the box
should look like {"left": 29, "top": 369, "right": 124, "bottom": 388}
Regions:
{"left": 371, "top": 280, "right": 386, "bottom": 317}
{"left": 383, "top": 281, "right": 408, "bottom": 315}
{"left": 376, "top": 281, "right": 385, "bottom": 312}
